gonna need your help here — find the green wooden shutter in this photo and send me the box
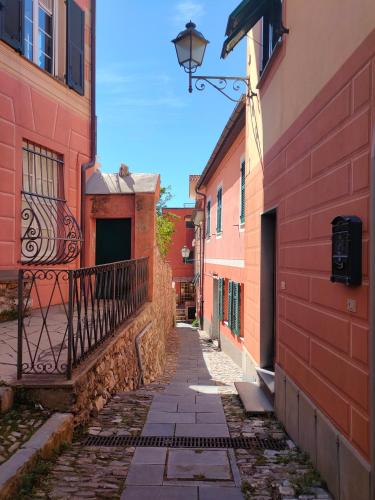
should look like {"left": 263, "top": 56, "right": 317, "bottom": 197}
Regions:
{"left": 218, "top": 278, "right": 224, "bottom": 320}
{"left": 240, "top": 161, "right": 245, "bottom": 224}
{"left": 216, "top": 188, "right": 222, "bottom": 233}
{"left": 0, "top": 0, "right": 23, "bottom": 52}
{"left": 233, "top": 282, "right": 238, "bottom": 335}
{"left": 228, "top": 280, "right": 233, "bottom": 329}
{"left": 67, "top": 0, "right": 85, "bottom": 95}
{"left": 234, "top": 283, "right": 241, "bottom": 335}
{"left": 206, "top": 201, "right": 211, "bottom": 237}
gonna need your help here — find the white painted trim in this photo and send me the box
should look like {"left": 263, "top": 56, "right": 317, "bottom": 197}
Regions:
{"left": 204, "top": 258, "right": 245, "bottom": 268}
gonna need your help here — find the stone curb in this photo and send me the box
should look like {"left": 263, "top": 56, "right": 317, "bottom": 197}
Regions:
{"left": 0, "top": 412, "right": 74, "bottom": 499}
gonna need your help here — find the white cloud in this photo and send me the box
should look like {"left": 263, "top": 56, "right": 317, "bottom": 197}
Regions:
{"left": 174, "top": 1, "right": 205, "bottom": 25}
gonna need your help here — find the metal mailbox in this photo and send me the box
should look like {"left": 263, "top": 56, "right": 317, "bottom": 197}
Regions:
{"left": 330, "top": 215, "right": 362, "bottom": 286}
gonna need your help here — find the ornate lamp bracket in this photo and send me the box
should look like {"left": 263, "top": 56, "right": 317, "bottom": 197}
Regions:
{"left": 188, "top": 72, "right": 256, "bottom": 103}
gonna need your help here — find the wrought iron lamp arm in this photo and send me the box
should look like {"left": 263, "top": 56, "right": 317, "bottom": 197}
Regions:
{"left": 188, "top": 72, "right": 256, "bottom": 103}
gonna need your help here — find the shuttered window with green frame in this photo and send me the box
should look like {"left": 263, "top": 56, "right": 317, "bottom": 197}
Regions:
{"left": 218, "top": 277, "right": 225, "bottom": 320}
{"left": 228, "top": 280, "right": 233, "bottom": 329}
{"left": 206, "top": 200, "right": 211, "bottom": 238}
{"left": 240, "top": 161, "right": 245, "bottom": 224}
{"left": 227, "top": 280, "right": 241, "bottom": 336}
{"left": 216, "top": 187, "right": 223, "bottom": 233}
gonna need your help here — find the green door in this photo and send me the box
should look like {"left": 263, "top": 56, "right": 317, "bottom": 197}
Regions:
{"left": 95, "top": 218, "right": 132, "bottom": 265}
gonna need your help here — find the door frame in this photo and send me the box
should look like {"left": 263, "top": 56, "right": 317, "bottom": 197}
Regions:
{"left": 260, "top": 208, "right": 277, "bottom": 370}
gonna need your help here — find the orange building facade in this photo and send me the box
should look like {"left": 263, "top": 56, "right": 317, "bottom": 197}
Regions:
{"left": 218, "top": 0, "right": 375, "bottom": 498}
{"left": 162, "top": 207, "right": 195, "bottom": 321}
{"left": 0, "top": 0, "right": 93, "bottom": 276}
{"left": 195, "top": 101, "right": 246, "bottom": 363}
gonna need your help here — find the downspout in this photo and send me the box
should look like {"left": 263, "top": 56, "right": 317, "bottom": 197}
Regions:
{"left": 370, "top": 125, "right": 375, "bottom": 500}
{"left": 135, "top": 321, "right": 152, "bottom": 386}
{"left": 195, "top": 186, "right": 206, "bottom": 329}
{"left": 80, "top": 0, "right": 97, "bottom": 267}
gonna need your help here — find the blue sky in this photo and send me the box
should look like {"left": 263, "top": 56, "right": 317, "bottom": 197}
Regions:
{"left": 96, "top": 0, "right": 246, "bottom": 206}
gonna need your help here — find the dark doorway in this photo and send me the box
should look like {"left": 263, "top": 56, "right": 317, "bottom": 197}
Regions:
{"left": 260, "top": 209, "right": 276, "bottom": 371}
{"left": 95, "top": 218, "right": 132, "bottom": 265}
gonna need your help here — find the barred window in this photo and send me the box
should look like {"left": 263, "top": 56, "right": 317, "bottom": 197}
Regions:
{"left": 21, "top": 140, "right": 81, "bottom": 265}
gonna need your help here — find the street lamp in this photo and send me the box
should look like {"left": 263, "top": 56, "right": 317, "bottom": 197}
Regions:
{"left": 172, "top": 21, "right": 254, "bottom": 103}
{"left": 181, "top": 245, "right": 190, "bottom": 263}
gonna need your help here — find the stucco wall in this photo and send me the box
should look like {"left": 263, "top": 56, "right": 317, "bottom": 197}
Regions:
{"left": 201, "top": 128, "right": 245, "bottom": 358}
{"left": 245, "top": 21, "right": 374, "bottom": 461}
{"left": 162, "top": 207, "right": 194, "bottom": 279}
{"left": 0, "top": 0, "right": 92, "bottom": 270}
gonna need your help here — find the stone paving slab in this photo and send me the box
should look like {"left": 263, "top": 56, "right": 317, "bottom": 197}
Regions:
{"left": 142, "top": 423, "right": 175, "bottom": 436}
{"left": 175, "top": 423, "right": 230, "bottom": 437}
{"left": 147, "top": 411, "right": 196, "bottom": 424}
{"left": 126, "top": 464, "right": 164, "bottom": 485}
{"left": 121, "top": 485, "right": 198, "bottom": 500}
{"left": 196, "top": 412, "right": 227, "bottom": 423}
{"left": 132, "top": 447, "right": 167, "bottom": 465}
{"left": 166, "top": 449, "right": 231, "bottom": 480}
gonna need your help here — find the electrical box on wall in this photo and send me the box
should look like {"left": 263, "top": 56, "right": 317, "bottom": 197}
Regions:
{"left": 330, "top": 215, "right": 362, "bottom": 286}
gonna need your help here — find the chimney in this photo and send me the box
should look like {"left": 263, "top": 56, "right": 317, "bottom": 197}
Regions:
{"left": 119, "top": 163, "right": 129, "bottom": 177}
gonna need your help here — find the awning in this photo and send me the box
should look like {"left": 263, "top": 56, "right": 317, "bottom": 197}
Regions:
{"left": 221, "top": 0, "right": 269, "bottom": 59}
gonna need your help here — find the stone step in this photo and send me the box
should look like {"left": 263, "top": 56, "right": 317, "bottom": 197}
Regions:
{"left": 0, "top": 386, "right": 14, "bottom": 413}
{"left": 234, "top": 382, "right": 274, "bottom": 414}
{"left": 256, "top": 368, "right": 275, "bottom": 404}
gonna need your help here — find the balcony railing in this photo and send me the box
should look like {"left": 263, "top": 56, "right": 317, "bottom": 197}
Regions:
{"left": 17, "top": 258, "right": 148, "bottom": 380}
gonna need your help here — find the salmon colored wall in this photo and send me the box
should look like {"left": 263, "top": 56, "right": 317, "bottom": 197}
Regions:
{"left": 245, "top": 26, "right": 375, "bottom": 459}
{"left": 85, "top": 190, "right": 159, "bottom": 301}
{"left": 0, "top": 0, "right": 92, "bottom": 273}
{"left": 162, "top": 208, "right": 194, "bottom": 279}
{"left": 201, "top": 128, "right": 245, "bottom": 351}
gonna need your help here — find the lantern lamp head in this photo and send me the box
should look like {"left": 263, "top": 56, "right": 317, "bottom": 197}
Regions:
{"left": 172, "top": 21, "right": 209, "bottom": 73}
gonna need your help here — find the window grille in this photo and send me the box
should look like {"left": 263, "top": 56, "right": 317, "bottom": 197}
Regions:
{"left": 21, "top": 140, "right": 82, "bottom": 265}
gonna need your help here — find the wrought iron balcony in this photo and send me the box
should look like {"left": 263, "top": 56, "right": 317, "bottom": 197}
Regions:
{"left": 21, "top": 191, "right": 82, "bottom": 265}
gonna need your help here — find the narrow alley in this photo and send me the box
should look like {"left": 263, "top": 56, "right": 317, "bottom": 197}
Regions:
{"left": 26, "top": 326, "right": 331, "bottom": 500}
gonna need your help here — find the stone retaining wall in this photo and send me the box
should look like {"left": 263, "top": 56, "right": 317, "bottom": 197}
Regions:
{"left": 26, "top": 248, "right": 176, "bottom": 422}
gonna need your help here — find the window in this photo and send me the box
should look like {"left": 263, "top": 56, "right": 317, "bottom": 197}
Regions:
{"left": 228, "top": 280, "right": 241, "bottom": 336}
{"left": 206, "top": 200, "right": 211, "bottom": 238}
{"left": 240, "top": 161, "right": 245, "bottom": 224}
{"left": 22, "top": 0, "right": 54, "bottom": 74}
{"left": 0, "top": 0, "right": 85, "bottom": 94}
{"left": 216, "top": 187, "right": 222, "bottom": 234}
{"left": 21, "top": 140, "right": 81, "bottom": 264}
{"left": 261, "top": 0, "right": 283, "bottom": 72}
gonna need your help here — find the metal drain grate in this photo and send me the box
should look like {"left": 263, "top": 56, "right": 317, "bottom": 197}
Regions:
{"left": 83, "top": 435, "right": 287, "bottom": 450}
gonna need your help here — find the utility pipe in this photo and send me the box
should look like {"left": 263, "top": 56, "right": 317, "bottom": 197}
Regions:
{"left": 195, "top": 187, "right": 206, "bottom": 329}
{"left": 80, "top": 0, "right": 97, "bottom": 267}
{"left": 135, "top": 321, "right": 153, "bottom": 386}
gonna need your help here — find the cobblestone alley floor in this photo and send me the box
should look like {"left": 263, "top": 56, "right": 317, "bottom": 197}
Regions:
{"left": 28, "top": 325, "right": 332, "bottom": 500}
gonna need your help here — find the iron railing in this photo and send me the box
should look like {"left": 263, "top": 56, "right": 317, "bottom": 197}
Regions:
{"left": 17, "top": 258, "right": 148, "bottom": 379}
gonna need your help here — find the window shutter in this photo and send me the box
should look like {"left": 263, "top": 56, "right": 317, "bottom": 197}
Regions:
{"left": 218, "top": 278, "right": 224, "bottom": 320}
{"left": 67, "top": 0, "right": 85, "bottom": 95}
{"left": 228, "top": 280, "right": 233, "bottom": 329}
{"left": 0, "top": 0, "right": 23, "bottom": 52}
{"left": 240, "top": 162, "right": 245, "bottom": 224}
{"left": 235, "top": 283, "right": 241, "bottom": 335}
{"left": 206, "top": 201, "right": 211, "bottom": 237}
{"left": 216, "top": 188, "right": 222, "bottom": 233}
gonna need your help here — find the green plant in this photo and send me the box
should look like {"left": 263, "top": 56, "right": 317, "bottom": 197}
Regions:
{"left": 291, "top": 469, "right": 323, "bottom": 495}
{"left": 156, "top": 184, "right": 179, "bottom": 258}
{"left": 191, "top": 318, "right": 200, "bottom": 328}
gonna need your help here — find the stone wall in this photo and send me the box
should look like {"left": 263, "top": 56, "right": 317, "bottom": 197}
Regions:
{"left": 27, "top": 248, "right": 176, "bottom": 422}
{"left": 0, "top": 273, "right": 31, "bottom": 323}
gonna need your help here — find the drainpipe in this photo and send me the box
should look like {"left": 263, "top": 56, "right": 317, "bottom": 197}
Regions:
{"left": 370, "top": 126, "right": 375, "bottom": 500}
{"left": 135, "top": 321, "right": 152, "bottom": 386}
{"left": 195, "top": 186, "right": 206, "bottom": 329}
{"left": 80, "top": 0, "right": 97, "bottom": 268}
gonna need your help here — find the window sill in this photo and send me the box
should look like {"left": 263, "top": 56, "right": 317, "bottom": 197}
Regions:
{"left": 256, "top": 39, "right": 283, "bottom": 91}
{"left": 216, "top": 232, "right": 222, "bottom": 239}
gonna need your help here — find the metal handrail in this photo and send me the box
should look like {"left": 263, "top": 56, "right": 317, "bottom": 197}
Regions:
{"left": 17, "top": 258, "right": 149, "bottom": 379}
